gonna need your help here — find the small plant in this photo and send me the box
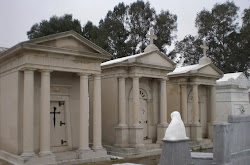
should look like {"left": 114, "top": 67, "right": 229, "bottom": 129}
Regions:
{"left": 110, "top": 157, "right": 118, "bottom": 160}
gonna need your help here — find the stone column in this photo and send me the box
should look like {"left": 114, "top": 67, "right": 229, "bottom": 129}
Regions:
{"left": 21, "top": 68, "right": 36, "bottom": 158}
{"left": 78, "top": 73, "right": 90, "bottom": 151}
{"left": 132, "top": 76, "right": 140, "bottom": 126}
{"left": 209, "top": 85, "right": 217, "bottom": 139}
{"left": 130, "top": 76, "right": 143, "bottom": 148}
{"left": 114, "top": 76, "right": 129, "bottom": 147}
{"left": 210, "top": 86, "right": 216, "bottom": 122}
{"left": 39, "top": 70, "right": 53, "bottom": 156}
{"left": 192, "top": 84, "right": 199, "bottom": 124}
{"left": 118, "top": 77, "right": 126, "bottom": 126}
{"left": 157, "top": 78, "right": 169, "bottom": 144}
{"left": 191, "top": 83, "right": 202, "bottom": 141}
{"left": 181, "top": 85, "right": 188, "bottom": 124}
{"left": 181, "top": 84, "right": 191, "bottom": 138}
{"left": 92, "top": 74, "right": 103, "bottom": 151}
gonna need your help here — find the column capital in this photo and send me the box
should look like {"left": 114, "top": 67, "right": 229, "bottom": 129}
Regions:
{"left": 77, "top": 73, "right": 91, "bottom": 77}
{"left": 161, "top": 77, "right": 169, "bottom": 81}
{"left": 39, "top": 69, "right": 53, "bottom": 73}
{"left": 191, "top": 83, "right": 200, "bottom": 86}
{"left": 22, "top": 67, "right": 36, "bottom": 71}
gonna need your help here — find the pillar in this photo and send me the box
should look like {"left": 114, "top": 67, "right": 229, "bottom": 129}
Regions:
{"left": 92, "top": 74, "right": 103, "bottom": 150}
{"left": 160, "top": 79, "right": 167, "bottom": 125}
{"left": 210, "top": 86, "right": 216, "bottom": 122}
{"left": 192, "top": 84, "right": 199, "bottom": 124}
{"left": 157, "top": 78, "right": 169, "bottom": 144}
{"left": 118, "top": 77, "right": 126, "bottom": 126}
{"left": 190, "top": 83, "right": 202, "bottom": 141}
{"left": 21, "top": 68, "right": 36, "bottom": 158}
{"left": 78, "top": 73, "right": 90, "bottom": 151}
{"left": 181, "top": 85, "right": 188, "bottom": 124}
{"left": 39, "top": 70, "right": 53, "bottom": 156}
{"left": 129, "top": 76, "right": 143, "bottom": 148}
{"left": 132, "top": 76, "right": 140, "bottom": 126}
{"left": 209, "top": 85, "right": 217, "bottom": 139}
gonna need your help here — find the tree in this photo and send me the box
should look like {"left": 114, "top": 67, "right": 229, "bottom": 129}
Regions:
{"left": 171, "top": 2, "right": 249, "bottom": 74}
{"left": 82, "top": 0, "right": 177, "bottom": 58}
{"left": 27, "top": 14, "right": 82, "bottom": 39}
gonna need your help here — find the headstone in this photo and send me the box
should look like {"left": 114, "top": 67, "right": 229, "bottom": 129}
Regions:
{"left": 160, "top": 111, "right": 193, "bottom": 165}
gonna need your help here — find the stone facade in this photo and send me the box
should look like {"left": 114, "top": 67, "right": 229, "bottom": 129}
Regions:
{"left": 0, "top": 31, "right": 111, "bottom": 164}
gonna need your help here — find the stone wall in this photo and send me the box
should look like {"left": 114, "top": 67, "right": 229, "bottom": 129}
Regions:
{"left": 213, "top": 115, "right": 250, "bottom": 165}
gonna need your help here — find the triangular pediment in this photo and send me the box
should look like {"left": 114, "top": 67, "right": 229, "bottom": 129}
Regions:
{"left": 135, "top": 51, "right": 175, "bottom": 68}
{"left": 26, "top": 31, "right": 111, "bottom": 56}
{"left": 198, "top": 64, "right": 223, "bottom": 77}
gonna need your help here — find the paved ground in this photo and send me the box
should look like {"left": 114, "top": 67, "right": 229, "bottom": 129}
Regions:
{"left": 0, "top": 158, "right": 12, "bottom": 165}
{"left": 82, "top": 155, "right": 160, "bottom": 165}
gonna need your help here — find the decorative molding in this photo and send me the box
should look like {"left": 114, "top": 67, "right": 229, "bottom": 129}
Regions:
{"left": 51, "top": 84, "right": 72, "bottom": 96}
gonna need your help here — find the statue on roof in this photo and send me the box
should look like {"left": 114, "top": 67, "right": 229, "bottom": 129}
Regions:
{"left": 199, "top": 39, "right": 211, "bottom": 65}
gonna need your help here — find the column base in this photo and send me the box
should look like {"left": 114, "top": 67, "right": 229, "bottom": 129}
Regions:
{"left": 20, "top": 151, "right": 37, "bottom": 159}
{"left": 208, "top": 122, "right": 214, "bottom": 139}
{"left": 129, "top": 125, "right": 144, "bottom": 148}
{"left": 38, "top": 150, "right": 53, "bottom": 157}
{"left": 114, "top": 126, "right": 129, "bottom": 148}
{"left": 190, "top": 123, "right": 202, "bottom": 141}
{"left": 92, "top": 145, "right": 103, "bottom": 151}
{"left": 185, "top": 124, "right": 191, "bottom": 138}
{"left": 156, "top": 123, "right": 169, "bottom": 144}
{"left": 77, "top": 149, "right": 95, "bottom": 159}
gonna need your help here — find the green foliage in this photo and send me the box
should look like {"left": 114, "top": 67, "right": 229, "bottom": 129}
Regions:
{"left": 27, "top": 1, "right": 177, "bottom": 59}
{"left": 27, "top": 14, "right": 82, "bottom": 39}
{"left": 82, "top": 0, "right": 177, "bottom": 59}
{"left": 171, "top": 2, "right": 249, "bottom": 74}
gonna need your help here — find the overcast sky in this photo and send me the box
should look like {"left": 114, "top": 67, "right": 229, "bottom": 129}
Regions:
{"left": 0, "top": 0, "right": 249, "bottom": 48}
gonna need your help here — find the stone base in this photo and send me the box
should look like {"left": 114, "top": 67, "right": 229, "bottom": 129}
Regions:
{"left": 114, "top": 126, "right": 129, "bottom": 148}
{"left": 185, "top": 124, "right": 192, "bottom": 138}
{"left": 160, "top": 139, "right": 194, "bottom": 165}
{"left": 208, "top": 123, "right": 213, "bottom": 139}
{"left": 156, "top": 123, "right": 168, "bottom": 144}
{"left": 190, "top": 123, "right": 202, "bottom": 141}
{"left": 104, "top": 143, "right": 161, "bottom": 158}
{"left": 129, "top": 125, "right": 144, "bottom": 148}
{"left": 0, "top": 149, "right": 109, "bottom": 165}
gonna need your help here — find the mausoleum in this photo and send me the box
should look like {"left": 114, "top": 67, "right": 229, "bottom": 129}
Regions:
{"left": 216, "top": 72, "right": 250, "bottom": 121}
{"left": 0, "top": 31, "right": 111, "bottom": 164}
{"left": 101, "top": 31, "right": 223, "bottom": 156}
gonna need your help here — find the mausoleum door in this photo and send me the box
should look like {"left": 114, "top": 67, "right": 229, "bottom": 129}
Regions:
{"left": 50, "top": 101, "right": 67, "bottom": 151}
{"left": 139, "top": 89, "right": 149, "bottom": 140}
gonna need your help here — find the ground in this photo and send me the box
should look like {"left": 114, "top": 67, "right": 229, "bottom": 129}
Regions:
{"left": 82, "top": 155, "right": 160, "bottom": 165}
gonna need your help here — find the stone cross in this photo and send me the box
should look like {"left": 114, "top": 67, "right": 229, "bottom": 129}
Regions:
{"left": 146, "top": 29, "right": 157, "bottom": 45}
{"left": 200, "top": 40, "right": 209, "bottom": 57}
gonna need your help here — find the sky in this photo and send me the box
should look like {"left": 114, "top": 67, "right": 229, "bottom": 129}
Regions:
{"left": 0, "top": 0, "right": 249, "bottom": 48}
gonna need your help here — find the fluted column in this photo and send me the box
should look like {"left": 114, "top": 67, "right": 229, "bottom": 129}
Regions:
{"left": 21, "top": 68, "right": 36, "bottom": 158}
{"left": 39, "top": 70, "right": 53, "bottom": 156}
{"left": 118, "top": 77, "right": 126, "bottom": 126}
{"left": 92, "top": 74, "right": 103, "bottom": 150}
{"left": 192, "top": 84, "right": 199, "bottom": 124}
{"left": 210, "top": 86, "right": 216, "bottom": 122}
{"left": 78, "top": 73, "right": 90, "bottom": 151}
{"left": 181, "top": 85, "right": 188, "bottom": 124}
{"left": 132, "top": 76, "right": 140, "bottom": 126}
{"left": 160, "top": 79, "right": 167, "bottom": 125}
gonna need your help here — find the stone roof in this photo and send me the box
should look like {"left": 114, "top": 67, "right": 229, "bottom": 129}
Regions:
{"left": 216, "top": 72, "right": 250, "bottom": 88}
